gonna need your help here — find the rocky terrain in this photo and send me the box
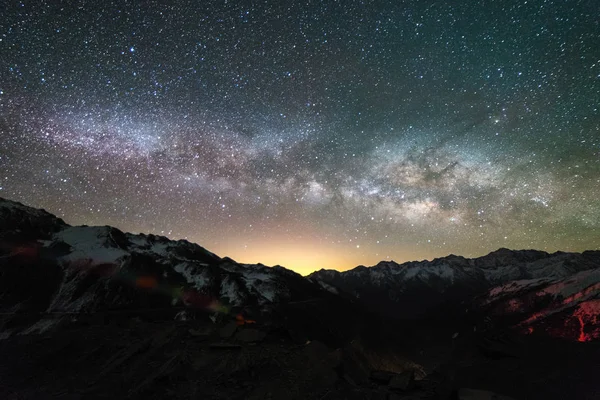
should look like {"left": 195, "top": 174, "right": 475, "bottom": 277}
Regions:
{"left": 1, "top": 197, "right": 600, "bottom": 399}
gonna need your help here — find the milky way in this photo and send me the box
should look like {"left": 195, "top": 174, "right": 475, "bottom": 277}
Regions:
{"left": 1, "top": 1, "right": 599, "bottom": 274}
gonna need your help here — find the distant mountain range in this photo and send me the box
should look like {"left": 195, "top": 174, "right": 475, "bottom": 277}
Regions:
{"left": 1, "top": 196, "right": 599, "bottom": 342}
{"left": 309, "top": 248, "right": 600, "bottom": 341}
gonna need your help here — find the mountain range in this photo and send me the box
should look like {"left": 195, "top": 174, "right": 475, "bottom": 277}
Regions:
{"left": 1, "top": 196, "right": 600, "bottom": 399}
{"left": 310, "top": 248, "right": 600, "bottom": 341}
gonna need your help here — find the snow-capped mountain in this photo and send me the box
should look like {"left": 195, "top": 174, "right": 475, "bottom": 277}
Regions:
{"left": 309, "top": 249, "right": 600, "bottom": 318}
{"left": 2, "top": 196, "right": 599, "bottom": 344}
{"left": 0, "top": 197, "right": 328, "bottom": 335}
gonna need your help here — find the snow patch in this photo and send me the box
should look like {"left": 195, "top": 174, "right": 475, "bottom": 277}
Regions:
{"left": 220, "top": 277, "right": 244, "bottom": 306}
{"left": 55, "top": 226, "right": 128, "bottom": 266}
{"left": 0, "top": 331, "right": 12, "bottom": 340}
{"left": 175, "top": 310, "right": 188, "bottom": 321}
{"left": 20, "top": 318, "right": 58, "bottom": 335}
{"left": 316, "top": 279, "right": 339, "bottom": 294}
{"left": 174, "top": 262, "right": 209, "bottom": 290}
{"left": 486, "top": 277, "right": 552, "bottom": 301}
{"left": 540, "top": 269, "right": 600, "bottom": 300}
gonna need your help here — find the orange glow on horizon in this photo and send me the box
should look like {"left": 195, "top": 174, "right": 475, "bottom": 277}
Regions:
{"left": 207, "top": 234, "right": 452, "bottom": 275}
{"left": 219, "top": 240, "right": 358, "bottom": 276}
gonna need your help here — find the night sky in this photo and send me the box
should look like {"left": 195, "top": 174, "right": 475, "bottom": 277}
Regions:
{"left": 1, "top": 1, "right": 599, "bottom": 274}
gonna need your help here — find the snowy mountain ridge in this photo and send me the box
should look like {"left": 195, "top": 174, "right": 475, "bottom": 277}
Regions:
{"left": 1, "top": 196, "right": 599, "bottom": 342}
{"left": 310, "top": 249, "right": 600, "bottom": 293}
{"left": 0, "top": 197, "right": 328, "bottom": 336}
{"left": 312, "top": 249, "right": 599, "bottom": 285}
{"left": 309, "top": 248, "right": 600, "bottom": 320}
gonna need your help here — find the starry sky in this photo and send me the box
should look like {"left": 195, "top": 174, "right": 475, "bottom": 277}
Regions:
{"left": 1, "top": 0, "right": 599, "bottom": 275}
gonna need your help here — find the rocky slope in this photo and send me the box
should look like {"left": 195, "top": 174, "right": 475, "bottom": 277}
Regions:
{"left": 477, "top": 267, "right": 600, "bottom": 342}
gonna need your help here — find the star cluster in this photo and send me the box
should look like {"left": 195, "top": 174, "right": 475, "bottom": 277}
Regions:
{"left": 1, "top": 0, "right": 598, "bottom": 274}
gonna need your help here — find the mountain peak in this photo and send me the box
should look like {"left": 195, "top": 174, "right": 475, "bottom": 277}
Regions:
{"left": 0, "top": 197, "right": 68, "bottom": 240}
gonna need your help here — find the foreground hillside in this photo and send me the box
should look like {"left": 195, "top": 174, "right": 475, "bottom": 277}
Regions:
{"left": 1, "top": 197, "right": 600, "bottom": 399}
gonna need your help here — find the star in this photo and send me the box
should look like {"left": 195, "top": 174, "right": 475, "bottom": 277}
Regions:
{"left": 0, "top": 0, "right": 598, "bottom": 275}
